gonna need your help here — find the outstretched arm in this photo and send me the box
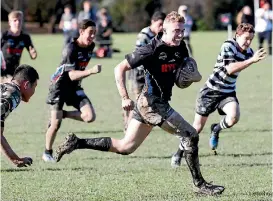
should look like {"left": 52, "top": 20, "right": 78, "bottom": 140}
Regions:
{"left": 1, "top": 126, "right": 20, "bottom": 164}
{"left": 1, "top": 127, "right": 33, "bottom": 167}
{"left": 226, "top": 48, "right": 267, "bottom": 74}
{"left": 68, "top": 64, "right": 101, "bottom": 81}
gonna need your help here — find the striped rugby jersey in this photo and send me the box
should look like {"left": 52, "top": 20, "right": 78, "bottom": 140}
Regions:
{"left": 136, "top": 27, "right": 155, "bottom": 48}
{"left": 206, "top": 38, "right": 254, "bottom": 93}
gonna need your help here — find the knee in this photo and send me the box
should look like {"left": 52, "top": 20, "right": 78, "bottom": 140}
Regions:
{"left": 49, "top": 120, "right": 62, "bottom": 132}
{"left": 226, "top": 115, "right": 240, "bottom": 126}
{"left": 116, "top": 142, "right": 136, "bottom": 155}
{"left": 82, "top": 112, "right": 96, "bottom": 123}
{"left": 181, "top": 135, "right": 199, "bottom": 153}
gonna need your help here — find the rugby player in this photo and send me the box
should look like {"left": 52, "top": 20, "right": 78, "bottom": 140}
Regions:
{"left": 171, "top": 23, "right": 267, "bottom": 167}
{"left": 55, "top": 12, "right": 225, "bottom": 196}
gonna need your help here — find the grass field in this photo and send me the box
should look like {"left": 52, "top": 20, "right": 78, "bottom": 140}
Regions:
{"left": 1, "top": 32, "right": 272, "bottom": 201}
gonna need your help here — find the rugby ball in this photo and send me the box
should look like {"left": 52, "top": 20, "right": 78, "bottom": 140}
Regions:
{"left": 175, "top": 57, "right": 202, "bottom": 89}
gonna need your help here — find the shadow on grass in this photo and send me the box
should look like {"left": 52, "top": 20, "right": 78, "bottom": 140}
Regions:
{"left": 1, "top": 168, "right": 34, "bottom": 172}
{"left": 81, "top": 151, "right": 272, "bottom": 161}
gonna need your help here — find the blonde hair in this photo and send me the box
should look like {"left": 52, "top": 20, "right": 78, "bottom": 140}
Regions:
{"left": 164, "top": 11, "right": 185, "bottom": 24}
{"left": 8, "top": 10, "right": 23, "bottom": 20}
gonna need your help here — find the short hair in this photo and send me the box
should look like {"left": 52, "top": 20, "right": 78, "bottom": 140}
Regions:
{"left": 64, "top": 4, "right": 72, "bottom": 9}
{"left": 236, "top": 23, "right": 255, "bottom": 36}
{"left": 164, "top": 11, "right": 185, "bottom": 24}
{"left": 12, "top": 64, "right": 39, "bottom": 85}
{"left": 8, "top": 10, "right": 23, "bottom": 20}
{"left": 151, "top": 11, "right": 166, "bottom": 22}
{"left": 78, "top": 19, "right": 96, "bottom": 30}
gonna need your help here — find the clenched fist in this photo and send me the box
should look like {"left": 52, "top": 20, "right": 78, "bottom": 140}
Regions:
{"left": 122, "top": 98, "right": 134, "bottom": 111}
{"left": 90, "top": 64, "right": 102, "bottom": 74}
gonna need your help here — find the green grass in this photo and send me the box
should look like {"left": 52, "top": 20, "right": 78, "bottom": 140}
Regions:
{"left": 1, "top": 32, "right": 272, "bottom": 201}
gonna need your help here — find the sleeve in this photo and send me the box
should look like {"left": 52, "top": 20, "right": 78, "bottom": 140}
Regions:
{"left": 125, "top": 44, "right": 153, "bottom": 69}
{"left": 220, "top": 42, "right": 236, "bottom": 66}
{"left": 61, "top": 44, "right": 77, "bottom": 71}
{"left": 136, "top": 32, "right": 150, "bottom": 47}
{"left": 24, "top": 34, "right": 34, "bottom": 51}
{"left": 1, "top": 97, "right": 11, "bottom": 127}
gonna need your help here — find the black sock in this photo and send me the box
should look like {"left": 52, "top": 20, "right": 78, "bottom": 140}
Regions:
{"left": 183, "top": 136, "right": 204, "bottom": 186}
{"left": 77, "top": 137, "right": 112, "bottom": 151}
{"left": 213, "top": 117, "right": 230, "bottom": 134}
{"left": 213, "top": 123, "right": 222, "bottom": 134}
{"left": 176, "top": 148, "right": 184, "bottom": 157}
{"left": 45, "top": 149, "right": 53, "bottom": 155}
{"left": 62, "top": 110, "right": 67, "bottom": 119}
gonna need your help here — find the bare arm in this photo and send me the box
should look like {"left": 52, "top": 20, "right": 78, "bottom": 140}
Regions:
{"left": 29, "top": 46, "right": 37, "bottom": 60}
{"left": 1, "top": 127, "right": 20, "bottom": 164}
{"left": 103, "top": 28, "right": 112, "bottom": 37}
{"left": 114, "top": 59, "right": 131, "bottom": 100}
{"left": 226, "top": 48, "right": 267, "bottom": 75}
{"left": 68, "top": 64, "right": 101, "bottom": 81}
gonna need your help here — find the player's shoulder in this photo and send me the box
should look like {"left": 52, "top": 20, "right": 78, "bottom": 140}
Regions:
{"left": 221, "top": 39, "right": 238, "bottom": 52}
{"left": 1, "top": 83, "right": 21, "bottom": 99}
{"left": 88, "top": 42, "right": 95, "bottom": 51}
{"left": 222, "top": 39, "right": 237, "bottom": 48}
{"left": 20, "top": 31, "right": 31, "bottom": 38}
{"left": 138, "top": 27, "right": 154, "bottom": 38}
{"left": 1, "top": 30, "right": 9, "bottom": 37}
{"left": 63, "top": 40, "right": 77, "bottom": 54}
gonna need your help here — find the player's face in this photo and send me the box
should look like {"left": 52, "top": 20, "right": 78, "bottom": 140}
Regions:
{"left": 164, "top": 21, "right": 185, "bottom": 46}
{"left": 80, "top": 26, "right": 96, "bottom": 46}
{"left": 9, "top": 17, "right": 22, "bottom": 32}
{"left": 151, "top": 19, "right": 164, "bottom": 34}
{"left": 236, "top": 32, "right": 254, "bottom": 50}
{"left": 21, "top": 80, "right": 37, "bottom": 102}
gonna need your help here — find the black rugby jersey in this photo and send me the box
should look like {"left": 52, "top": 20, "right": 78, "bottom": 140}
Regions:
{"left": 49, "top": 39, "right": 95, "bottom": 96}
{"left": 1, "top": 31, "right": 34, "bottom": 74}
{"left": 0, "top": 82, "right": 21, "bottom": 127}
{"left": 125, "top": 33, "right": 189, "bottom": 101}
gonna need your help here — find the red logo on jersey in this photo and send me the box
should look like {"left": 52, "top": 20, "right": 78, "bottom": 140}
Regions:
{"left": 78, "top": 61, "right": 88, "bottom": 69}
{"left": 7, "top": 48, "right": 23, "bottom": 54}
{"left": 161, "top": 64, "right": 176, "bottom": 72}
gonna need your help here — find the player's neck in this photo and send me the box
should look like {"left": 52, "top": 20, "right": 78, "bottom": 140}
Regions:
{"left": 76, "top": 38, "right": 88, "bottom": 48}
{"left": 9, "top": 29, "right": 21, "bottom": 36}
{"left": 161, "top": 34, "right": 175, "bottom": 46}
{"left": 149, "top": 26, "right": 156, "bottom": 35}
{"left": 10, "top": 80, "right": 20, "bottom": 88}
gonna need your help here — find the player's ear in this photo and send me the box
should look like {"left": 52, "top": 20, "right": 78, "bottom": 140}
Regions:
{"left": 79, "top": 28, "right": 84, "bottom": 35}
{"left": 23, "top": 80, "right": 31, "bottom": 90}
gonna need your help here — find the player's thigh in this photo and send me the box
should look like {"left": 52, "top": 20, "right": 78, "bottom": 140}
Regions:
{"left": 160, "top": 110, "right": 197, "bottom": 138}
{"left": 120, "top": 118, "right": 153, "bottom": 151}
{"left": 71, "top": 89, "right": 95, "bottom": 115}
{"left": 79, "top": 97, "right": 95, "bottom": 115}
{"left": 221, "top": 100, "right": 240, "bottom": 119}
{"left": 195, "top": 87, "right": 219, "bottom": 116}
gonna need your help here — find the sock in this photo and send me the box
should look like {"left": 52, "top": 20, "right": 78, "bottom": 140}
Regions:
{"left": 77, "top": 137, "right": 112, "bottom": 151}
{"left": 213, "top": 117, "right": 230, "bottom": 134}
{"left": 45, "top": 149, "right": 53, "bottom": 155}
{"left": 176, "top": 144, "right": 184, "bottom": 157}
{"left": 182, "top": 136, "right": 205, "bottom": 186}
{"left": 62, "top": 110, "right": 67, "bottom": 119}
